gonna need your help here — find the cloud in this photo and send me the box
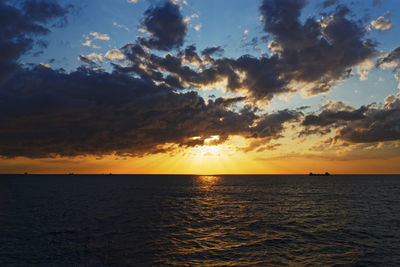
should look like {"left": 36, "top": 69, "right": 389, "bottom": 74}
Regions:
{"left": 300, "top": 102, "right": 368, "bottom": 136}
{"left": 194, "top": 24, "right": 202, "bottom": 31}
{"left": 87, "top": 52, "right": 103, "bottom": 62}
{"left": 120, "top": 0, "right": 377, "bottom": 102}
{"left": 81, "top": 36, "right": 101, "bottom": 49}
{"left": 0, "top": 57, "right": 308, "bottom": 158}
{"left": 299, "top": 94, "right": 400, "bottom": 144}
{"left": 117, "top": 44, "right": 283, "bottom": 102}
{"left": 0, "top": 63, "right": 307, "bottom": 158}
{"left": 201, "top": 46, "right": 224, "bottom": 57}
{"left": 238, "top": 109, "right": 302, "bottom": 152}
{"left": 78, "top": 53, "right": 102, "bottom": 65}
{"left": 259, "top": 0, "right": 377, "bottom": 95}
{"left": 0, "top": 0, "right": 70, "bottom": 82}
{"left": 113, "top": 21, "right": 130, "bottom": 32}
{"left": 82, "top": 38, "right": 92, "bottom": 47}
{"left": 251, "top": 109, "right": 302, "bottom": 138}
{"left": 0, "top": 0, "right": 393, "bottom": 159}
{"left": 138, "top": 1, "right": 187, "bottom": 51}
{"left": 117, "top": 42, "right": 287, "bottom": 101}
{"left": 184, "top": 13, "right": 200, "bottom": 25}
{"left": 376, "top": 46, "right": 400, "bottom": 70}
{"left": 334, "top": 93, "right": 400, "bottom": 143}
{"left": 105, "top": 49, "right": 126, "bottom": 61}
{"left": 356, "top": 58, "right": 374, "bottom": 81}
{"left": 300, "top": 99, "right": 368, "bottom": 133}
{"left": 39, "top": 63, "right": 51, "bottom": 68}
{"left": 376, "top": 46, "right": 400, "bottom": 87}
{"left": 371, "top": 16, "right": 393, "bottom": 31}
{"left": 90, "top": 32, "right": 110, "bottom": 41}
{"left": 241, "top": 37, "right": 259, "bottom": 50}
{"left": 239, "top": 139, "right": 282, "bottom": 153}
{"left": 112, "top": 0, "right": 377, "bottom": 103}
{"left": 78, "top": 55, "right": 94, "bottom": 65}
{"left": 81, "top": 32, "right": 110, "bottom": 49}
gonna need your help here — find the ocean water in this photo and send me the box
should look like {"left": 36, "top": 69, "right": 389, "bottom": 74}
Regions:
{"left": 1, "top": 175, "right": 400, "bottom": 266}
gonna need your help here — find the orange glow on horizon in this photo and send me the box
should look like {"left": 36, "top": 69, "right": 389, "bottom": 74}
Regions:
{"left": 0, "top": 136, "right": 399, "bottom": 174}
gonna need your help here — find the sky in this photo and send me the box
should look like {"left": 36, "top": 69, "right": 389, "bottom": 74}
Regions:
{"left": 0, "top": 0, "right": 400, "bottom": 174}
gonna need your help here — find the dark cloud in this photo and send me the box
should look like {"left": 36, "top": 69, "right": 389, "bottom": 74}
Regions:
{"left": 241, "top": 37, "right": 258, "bottom": 49}
{"left": 376, "top": 47, "right": 400, "bottom": 88}
{"left": 320, "top": 0, "right": 340, "bottom": 8}
{"left": 77, "top": 55, "right": 95, "bottom": 65}
{"left": 256, "top": 143, "right": 281, "bottom": 152}
{"left": 260, "top": 0, "right": 377, "bottom": 95}
{"left": 376, "top": 46, "right": 400, "bottom": 71}
{"left": 21, "top": 0, "right": 69, "bottom": 25}
{"left": 138, "top": 1, "right": 187, "bottom": 51}
{"left": 0, "top": 64, "right": 303, "bottom": 158}
{"left": 239, "top": 139, "right": 281, "bottom": 153}
{"left": 118, "top": 43, "right": 288, "bottom": 101}
{"left": 300, "top": 102, "right": 368, "bottom": 136}
{"left": 201, "top": 46, "right": 224, "bottom": 57}
{"left": 302, "top": 106, "right": 367, "bottom": 127}
{"left": 252, "top": 109, "right": 302, "bottom": 138}
{"left": 0, "top": 0, "right": 387, "bottom": 159}
{"left": 0, "top": 0, "right": 70, "bottom": 82}
{"left": 118, "top": 44, "right": 234, "bottom": 93}
{"left": 299, "top": 95, "right": 400, "bottom": 143}
{"left": 231, "top": 55, "right": 287, "bottom": 101}
{"left": 335, "top": 94, "right": 400, "bottom": 143}
{"left": 296, "top": 106, "right": 311, "bottom": 111}
{"left": 238, "top": 110, "right": 302, "bottom": 152}
{"left": 0, "top": 67, "right": 239, "bottom": 157}
{"left": 111, "top": 0, "right": 376, "bottom": 102}
{"left": 115, "top": 43, "right": 168, "bottom": 84}
{"left": 260, "top": 0, "right": 307, "bottom": 47}
{"left": 214, "top": 96, "right": 246, "bottom": 107}
{"left": 183, "top": 45, "right": 201, "bottom": 64}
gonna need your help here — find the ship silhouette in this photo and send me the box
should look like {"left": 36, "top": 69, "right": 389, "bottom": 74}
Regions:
{"left": 309, "top": 172, "right": 330, "bottom": 176}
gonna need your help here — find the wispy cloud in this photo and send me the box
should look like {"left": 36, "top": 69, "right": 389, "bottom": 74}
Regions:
{"left": 81, "top": 32, "right": 110, "bottom": 48}
{"left": 90, "top": 32, "right": 110, "bottom": 41}
{"left": 113, "top": 21, "right": 130, "bottom": 32}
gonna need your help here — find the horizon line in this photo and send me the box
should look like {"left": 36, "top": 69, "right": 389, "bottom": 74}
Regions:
{"left": 1, "top": 173, "right": 399, "bottom": 176}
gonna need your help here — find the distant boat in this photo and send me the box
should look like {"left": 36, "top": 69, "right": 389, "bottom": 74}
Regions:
{"left": 69, "top": 173, "right": 74, "bottom": 175}
{"left": 24, "top": 172, "right": 28, "bottom": 175}
{"left": 309, "top": 172, "right": 330, "bottom": 176}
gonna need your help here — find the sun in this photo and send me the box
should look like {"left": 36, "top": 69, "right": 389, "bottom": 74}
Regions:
{"left": 180, "top": 135, "right": 237, "bottom": 174}
{"left": 188, "top": 135, "right": 222, "bottom": 157}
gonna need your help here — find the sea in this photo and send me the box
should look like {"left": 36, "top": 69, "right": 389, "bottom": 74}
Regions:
{"left": 1, "top": 174, "right": 399, "bottom": 266}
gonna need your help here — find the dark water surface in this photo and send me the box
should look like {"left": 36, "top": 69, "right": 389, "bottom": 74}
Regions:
{"left": 1, "top": 175, "right": 400, "bottom": 266}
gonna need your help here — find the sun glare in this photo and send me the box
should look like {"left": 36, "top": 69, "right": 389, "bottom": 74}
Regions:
{"left": 204, "top": 135, "right": 220, "bottom": 144}
{"left": 192, "top": 144, "right": 221, "bottom": 157}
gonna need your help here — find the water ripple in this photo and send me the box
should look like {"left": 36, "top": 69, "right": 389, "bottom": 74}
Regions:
{"left": 1, "top": 174, "right": 400, "bottom": 266}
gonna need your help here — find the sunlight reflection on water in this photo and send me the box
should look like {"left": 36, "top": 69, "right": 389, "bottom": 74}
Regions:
{"left": 196, "top": 175, "right": 221, "bottom": 190}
